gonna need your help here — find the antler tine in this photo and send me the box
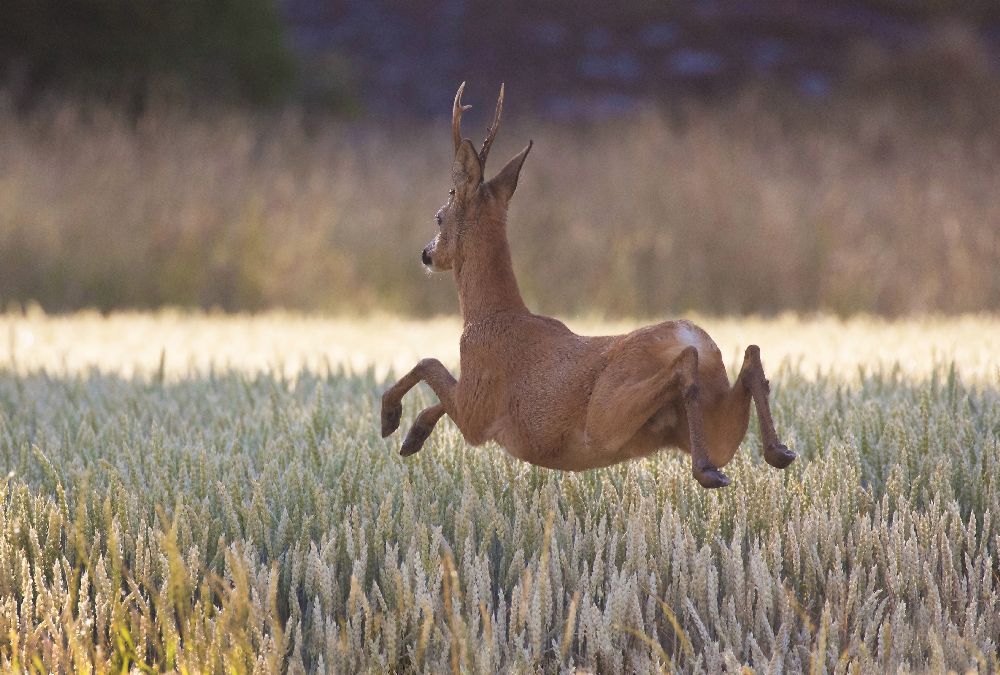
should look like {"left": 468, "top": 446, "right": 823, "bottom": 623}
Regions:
{"left": 479, "top": 82, "right": 504, "bottom": 165}
{"left": 452, "top": 81, "right": 472, "bottom": 154}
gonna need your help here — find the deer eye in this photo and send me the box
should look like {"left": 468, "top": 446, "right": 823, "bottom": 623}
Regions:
{"left": 448, "top": 189, "right": 456, "bottom": 196}
{"left": 436, "top": 214, "right": 443, "bottom": 227}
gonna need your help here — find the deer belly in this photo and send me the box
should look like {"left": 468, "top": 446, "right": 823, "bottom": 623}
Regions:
{"left": 487, "top": 417, "right": 535, "bottom": 462}
{"left": 491, "top": 421, "right": 590, "bottom": 470}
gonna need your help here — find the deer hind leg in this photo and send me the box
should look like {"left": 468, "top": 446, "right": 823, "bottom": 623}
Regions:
{"left": 585, "top": 345, "right": 729, "bottom": 488}
{"left": 380, "top": 358, "right": 457, "bottom": 438}
{"left": 739, "top": 345, "right": 796, "bottom": 469}
{"left": 672, "top": 346, "right": 732, "bottom": 488}
{"left": 399, "top": 403, "right": 446, "bottom": 456}
{"left": 585, "top": 360, "right": 676, "bottom": 458}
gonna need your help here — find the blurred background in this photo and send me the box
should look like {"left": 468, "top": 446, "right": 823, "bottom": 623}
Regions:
{"left": 1, "top": 0, "right": 999, "bottom": 317}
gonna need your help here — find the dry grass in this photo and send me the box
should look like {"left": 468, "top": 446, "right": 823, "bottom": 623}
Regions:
{"left": 0, "top": 312, "right": 998, "bottom": 672}
{"left": 2, "top": 94, "right": 999, "bottom": 316}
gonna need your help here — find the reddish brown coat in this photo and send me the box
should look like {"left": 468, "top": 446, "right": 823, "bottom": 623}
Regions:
{"left": 381, "top": 83, "right": 795, "bottom": 488}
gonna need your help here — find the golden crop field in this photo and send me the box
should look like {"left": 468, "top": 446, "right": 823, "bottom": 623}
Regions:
{"left": 0, "top": 312, "right": 998, "bottom": 672}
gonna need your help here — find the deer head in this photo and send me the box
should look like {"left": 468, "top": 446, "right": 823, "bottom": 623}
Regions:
{"left": 421, "top": 82, "right": 533, "bottom": 272}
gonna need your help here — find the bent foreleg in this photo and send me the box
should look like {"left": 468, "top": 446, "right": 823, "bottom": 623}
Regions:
{"left": 380, "top": 358, "right": 458, "bottom": 437}
{"left": 400, "top": 403, "right": 446, "bottom": 456}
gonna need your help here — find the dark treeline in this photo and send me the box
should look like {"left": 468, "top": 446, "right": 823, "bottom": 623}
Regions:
{"left": 1, "top": 0, "right": 295, "bottom": 108}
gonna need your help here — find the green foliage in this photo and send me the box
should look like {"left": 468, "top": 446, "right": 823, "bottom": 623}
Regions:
{"left": 0, "top": 328, "right": 997, "bottom": 670}
{"left": 0, "top": 0, "right": 296, "bottom": 105}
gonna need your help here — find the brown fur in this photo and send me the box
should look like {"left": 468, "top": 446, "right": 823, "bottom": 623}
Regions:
{"left": 382, "top": 83, "right": 795, "bottom": 488}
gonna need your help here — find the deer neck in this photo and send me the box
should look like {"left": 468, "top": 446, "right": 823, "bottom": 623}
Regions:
{"left": 454, "top": 220, "right": 527, "bottom": 324}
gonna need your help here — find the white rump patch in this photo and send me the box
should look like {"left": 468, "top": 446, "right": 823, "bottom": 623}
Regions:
{"left": 675, "top": 323, "right": 701, "bottom": 349}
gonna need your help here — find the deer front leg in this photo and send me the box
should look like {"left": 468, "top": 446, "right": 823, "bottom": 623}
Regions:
{"left": 380, "top": 358, "right": 457, "bottom": 438}
{"left": 739, "top": 345, "right": 796, "bottom": 469}
{"left": 673, "top": 346, "right": 731, "bottom": 489}
{"left": 400, "top": 403, "right": 446, "bottom": 456}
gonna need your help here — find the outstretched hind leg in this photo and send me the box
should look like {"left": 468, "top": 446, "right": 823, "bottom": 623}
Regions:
{"left": 739, "top": 345, "right": 796, "bottom": 469}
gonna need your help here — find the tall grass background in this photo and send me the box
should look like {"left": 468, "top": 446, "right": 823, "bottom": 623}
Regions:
{"left": 2, "top": 91, "right": 999, "bottom": 317}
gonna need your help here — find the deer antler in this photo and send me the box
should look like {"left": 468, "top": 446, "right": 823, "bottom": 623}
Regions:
{"left": 453, "top": 82, "right": 472, "bottom": 154}
{"left": 479, "top": 83, "right": 504, "bottom": 166}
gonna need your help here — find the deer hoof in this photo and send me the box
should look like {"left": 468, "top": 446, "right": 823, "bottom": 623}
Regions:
{"left": 400, "top": 424, "right": 432, "bottom": 456}
{"left": 693, "top": 466, "right": 731, "bottom": 489}
{"left": 381, "top": 400, "right": 402, "bottom": 438}
{"left": 764, "top": 443, "right": 796, "bottom": 469}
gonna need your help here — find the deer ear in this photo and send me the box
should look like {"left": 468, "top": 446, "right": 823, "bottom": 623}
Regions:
{"left": 487, "top": 141, "right": 532, "bottom": 203}
{"left": 452, "top": 139, "right": 483, "bottom": 197}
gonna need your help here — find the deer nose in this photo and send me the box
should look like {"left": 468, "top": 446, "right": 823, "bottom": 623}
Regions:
{"left": 421, "top": 248, "right": 432, "bottom": 266}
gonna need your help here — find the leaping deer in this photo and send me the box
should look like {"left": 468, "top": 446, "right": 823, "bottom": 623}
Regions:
{"left": 380, "top": 83, "right": 796, "bottom": 488}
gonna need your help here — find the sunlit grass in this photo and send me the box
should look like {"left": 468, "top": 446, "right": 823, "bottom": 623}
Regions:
{"left": 4, "top": 310, "right": 1000, "bottom": 382}
{"left": 0, "top": 312, "right": 997, "bottom": 672}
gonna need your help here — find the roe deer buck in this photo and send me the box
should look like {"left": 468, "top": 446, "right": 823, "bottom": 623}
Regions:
{"left": 381, "top": 82, "right": 796, "bottom": 488}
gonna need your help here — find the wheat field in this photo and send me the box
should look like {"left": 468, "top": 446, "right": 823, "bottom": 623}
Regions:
{"left": 0, "top": 312, "right": 998, "bottom": 673}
